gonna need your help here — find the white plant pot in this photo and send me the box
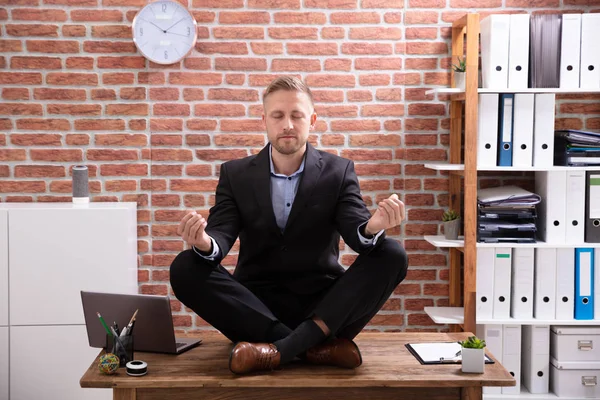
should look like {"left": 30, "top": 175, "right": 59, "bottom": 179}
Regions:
{"left": 454, "top": 72, "right": 466, "bottom": 90}
{"left": 461, "top": 347, "right": 485, "bottom": 374}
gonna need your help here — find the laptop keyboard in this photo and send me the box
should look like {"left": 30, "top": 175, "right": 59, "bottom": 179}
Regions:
{"left": 176, "top": 342, "right": 187, "bottom": 348}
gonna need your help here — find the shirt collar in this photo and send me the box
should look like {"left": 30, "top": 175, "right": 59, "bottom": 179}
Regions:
{"left": 268, "top": 144, "right": 306, "bottom": 178}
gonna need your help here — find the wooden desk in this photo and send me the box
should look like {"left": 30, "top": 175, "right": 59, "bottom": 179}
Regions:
{"left": 80, "top": 332, "right": 515, "bottom": 400}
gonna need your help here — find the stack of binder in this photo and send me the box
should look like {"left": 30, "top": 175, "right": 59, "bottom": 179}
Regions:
{"left": 480, "top": 13, "right": 600, "bottom": 90}
{"left": 477, "top": 186, "right": 541, "bottom": 243}
{"left": 555, "top": 130, "right": 600, "bottom": 166}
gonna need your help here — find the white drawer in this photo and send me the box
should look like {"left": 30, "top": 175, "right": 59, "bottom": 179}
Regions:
{"left": 550, "top": 358, "right": 600, "bottom": 399}
{"left": 551, "top": 325, "right": 600, "bottom": 362}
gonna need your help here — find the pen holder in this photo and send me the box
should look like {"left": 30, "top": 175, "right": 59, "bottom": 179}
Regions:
{"left": 106, "top": 334, "right": 134, "bottom": 368}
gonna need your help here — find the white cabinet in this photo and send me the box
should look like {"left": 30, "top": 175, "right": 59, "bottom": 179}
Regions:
{"left": 0, "top": 203, "right": 138, "bottom": 400}
{"left": 1, "top": 210, "right": 8, "bottom": 327}
{"left": 1, "top": 327, "right": 8, "bottom": 400}
{"left": 8, "top": 206, "right": 137, "bottom": 325}
{"left": 10, "top": 326, "right": 109, "bottom": 400}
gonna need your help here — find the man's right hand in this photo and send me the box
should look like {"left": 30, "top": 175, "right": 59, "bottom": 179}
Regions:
{"left": 177, "top": 211, "right": 212, "bottom": 253}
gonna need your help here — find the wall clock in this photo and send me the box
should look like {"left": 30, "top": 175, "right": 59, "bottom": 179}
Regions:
{"left": 132, "top": 0, "right": 198, "bottom": 65}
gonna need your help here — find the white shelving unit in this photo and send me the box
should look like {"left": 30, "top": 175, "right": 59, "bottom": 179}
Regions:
{"left": 425, "top": 306, "right": 600, "bottom": 326}
{"left": 424, "top": 235, "right": 600, "bottom": 249}
{"left": 425, "top": 87, "right": 600, "bottom": 95}
{"left": 425, "top": 162, "right": 600, "bottom": 172}
{"left": 484, "top": 387, "right": 583, "bottom": 400}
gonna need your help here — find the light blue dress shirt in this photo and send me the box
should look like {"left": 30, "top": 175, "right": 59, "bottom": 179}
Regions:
{"left": 194, "top": 146, "right": 382, "bottom": 260}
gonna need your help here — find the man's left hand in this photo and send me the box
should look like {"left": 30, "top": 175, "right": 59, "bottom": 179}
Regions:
{"left": 365, "top": 194, "right": 405, "bottom": 235}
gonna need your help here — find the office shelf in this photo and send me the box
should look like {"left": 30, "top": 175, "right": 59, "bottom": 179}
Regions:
{"left": 484, "top": 387, "right": 583, "bottom": 400}
{"left": 424, "top": 235, "right": 464, "bottom": 248}
{"left": 425, "top": 87, "right": 600, "bottom": 95}
{"left": 424, "top": 235, "right": 600, "bottom": 249}
{"left": 477, "top": 318, "right": 600, "bottom": 325}
{"left": 425, "top": 306, "right": 600, "bottom": 327}
{"left": 424, "top": 162, "right": 600, "bottom": 172}
{"left": 424, "top": 307, "right": 465, "bottom": 324}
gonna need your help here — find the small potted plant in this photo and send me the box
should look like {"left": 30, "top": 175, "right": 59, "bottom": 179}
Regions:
{"left": 442, "top": 209, "right": 460, "bottom": 240}
{"left": 452, "top": 56, "right": 466, "bottom": 90}
{"left": 460, "top": 335, "right": 486, "bottom": 373}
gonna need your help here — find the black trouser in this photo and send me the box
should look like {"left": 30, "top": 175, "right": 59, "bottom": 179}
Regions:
{"left": 169, "top": 238, "right": 408, "bottom": 344}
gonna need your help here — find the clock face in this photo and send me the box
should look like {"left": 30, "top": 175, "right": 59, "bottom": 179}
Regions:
{"left": 132, "top": 0, "right": 197, "bottom": 65}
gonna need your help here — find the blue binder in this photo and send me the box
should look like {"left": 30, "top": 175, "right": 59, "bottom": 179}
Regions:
{"left": 575, "top": 248, "right": 595, "bottom": 319}
{"left": 497, "top": 93, "right": 514, "bottom": 166}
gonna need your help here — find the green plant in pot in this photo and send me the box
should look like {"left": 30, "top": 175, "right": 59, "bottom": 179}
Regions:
{"left": 459, "top": 336, "right": 486, "bottom": 373}
{"left": 442, "top": 209, "right": 460, "bottom": 240}
{"left": 452, "top": 56, "right": 466, "bottom": 90}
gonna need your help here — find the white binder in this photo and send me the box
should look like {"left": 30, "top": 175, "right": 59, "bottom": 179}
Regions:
{"left": 580, "top": 13, "right": 600, "bottom": 89}
{"left": 477, "top": 94, "right": 499, "bottom": 167}
{"left": 493, "top": 248, "right": 512, "bottom": 319}
{"left": 511, "top": 247, "right": 534, "bottom": 320}
{"left": 532, "top": 94, "right": 556, "bottom": 167}
{"left": 595, "top": 249, "right": 600, "bottom": 320}
{"left": 534, "top": 248, "right": 557, "bottom": 320}
{"left": 508, "top": 13, "right": 530, "bottom": 89}
{"left": 565, "top": 170, "right": 586, "bottom": 244}
{"left": 560, "top": 13, "right": 582, "bottom": 89}
{"left": 512, "top": 93, "right": 534, "bottom": 167}
{"left": 556, "top": 248, "right": 575, "bottom": 320}
{"left": 477, "top": 324, "right": 503, "bottom": 395}
{"left": 522, "top": 325, "right": 550, "bottom": 394}
{"left": 477, "top": 248, "right": 495, "bottom": 320}
{"left": 480, "top": 15, "right": 510, "bottom": 89}
{"left": 502, "top": 324, "right": 522, "bottom": 395}
{"left": 535, "top": 171, "right": 567, "bottom": 244}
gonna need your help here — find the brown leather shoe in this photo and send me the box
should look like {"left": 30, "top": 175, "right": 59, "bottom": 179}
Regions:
{"left": 229, "top": 342, "right": 281, "bottom": 374}
{"left": 305, "top": 338, "right": 362, "bottom": 369}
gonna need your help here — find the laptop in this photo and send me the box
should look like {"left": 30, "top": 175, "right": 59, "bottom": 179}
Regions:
{"left": 81, "top": 291, "right": 201, "bottom": 354}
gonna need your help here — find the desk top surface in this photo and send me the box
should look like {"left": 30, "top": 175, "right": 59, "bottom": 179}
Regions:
{"left": 80, "top": 332, "right": 515, "bottom": 389}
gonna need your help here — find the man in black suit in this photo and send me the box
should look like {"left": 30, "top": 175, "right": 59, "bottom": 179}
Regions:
{"left": 170, "top": 76, "right": 408, "bottom": 374}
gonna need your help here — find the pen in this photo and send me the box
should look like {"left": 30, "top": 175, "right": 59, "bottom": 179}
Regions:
{"left": 110, "top": 326, "right": 130, "bottom": 362}
{"left": 97, "top": 312, "right": 112, "bottom": 336}
{"left": 114, "top": 322, "right": 120, "bottom": 336}
{"left": 127, "top": 309, "right": 139, "bottom": 327}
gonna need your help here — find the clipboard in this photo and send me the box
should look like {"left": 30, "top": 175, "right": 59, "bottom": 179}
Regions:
{"left": 405, "top": 342, "right": 495, "bottom": 365}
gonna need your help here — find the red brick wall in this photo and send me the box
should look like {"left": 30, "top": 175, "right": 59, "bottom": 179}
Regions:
{"left": 0, "top": 0, "right": 599, "bottom": 333}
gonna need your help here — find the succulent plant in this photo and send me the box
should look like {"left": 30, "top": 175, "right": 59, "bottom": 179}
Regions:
{"left": 460, "top": 335, "right": 486, "bottom": 349}
{"left": 452, "top": 56, "right": 467, "bottom": 72}
{"left": 442, "top": 209, "right": 459, "bottom": 222}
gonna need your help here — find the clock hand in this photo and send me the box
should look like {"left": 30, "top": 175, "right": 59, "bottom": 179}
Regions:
{"left": 166, "top": 31, "right": 190, "bottom": 38}
{"left": 139, "top": 17, "right": 167, "bottom": 33}
{"left": 165, "top": 17, "right": 186, "bottom": 32}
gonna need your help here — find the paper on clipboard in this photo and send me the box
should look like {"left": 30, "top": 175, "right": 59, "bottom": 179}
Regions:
{"left": 406, "top": 342, "right": 495, "bottom": 365}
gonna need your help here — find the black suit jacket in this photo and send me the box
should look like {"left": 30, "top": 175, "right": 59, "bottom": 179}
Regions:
{"left": 201, "top": 143, "right": 384, "bottom": 294}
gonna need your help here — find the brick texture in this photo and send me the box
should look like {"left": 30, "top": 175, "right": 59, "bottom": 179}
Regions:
{"left": 1, "top": 1, "right": 598, "bottom": 334}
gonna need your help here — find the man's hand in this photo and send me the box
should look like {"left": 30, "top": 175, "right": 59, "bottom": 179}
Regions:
{"left": 177, "top": 211, "right": 212, "bottom": 252}
{"left": 365, "top": 194, "right": 405, "bottom": 235}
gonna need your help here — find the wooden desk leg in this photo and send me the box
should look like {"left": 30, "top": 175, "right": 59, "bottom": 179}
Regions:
{"left": 114, "top": 388, "right": 136, "bottom": 400}
{"left": 461, "top": 386, "right": 482, "bottom": 400}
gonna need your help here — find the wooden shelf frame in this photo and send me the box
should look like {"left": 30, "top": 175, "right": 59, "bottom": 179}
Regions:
{"left": 447, "top": 13, "right": 480, "bottom": 335}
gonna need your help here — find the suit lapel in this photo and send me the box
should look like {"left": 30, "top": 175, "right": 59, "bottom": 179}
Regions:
{"left": 251, "top": 145, "right": 282, "bottom": 237}
{"left": 285, "top": 143, "right": 323, "bottom": 231}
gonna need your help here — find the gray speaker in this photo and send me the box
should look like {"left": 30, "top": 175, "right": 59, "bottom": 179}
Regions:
{"left": 72, "top": 165, "right": 89, "bottom": 203}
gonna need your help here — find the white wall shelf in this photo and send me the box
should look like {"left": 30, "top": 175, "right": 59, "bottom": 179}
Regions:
{"left": 425, "top": 307, "right": 600, "bottom": 327}
{"left": 425, "top": 87, "right": 600, "bottom": 95}
{"left": 424, "top": 235, "right": 465, "bottom": 248}
{"left": 424, "top": 235, "right": 600, "bottom": 249}
{"left": 424, "top": 162, "right": 600, "bottom": 172}
{"left": 484, "top": 387, "right": 582, "bottom": 400}
{"left": 424, "top": 307, "right": 465, "bottom": 324}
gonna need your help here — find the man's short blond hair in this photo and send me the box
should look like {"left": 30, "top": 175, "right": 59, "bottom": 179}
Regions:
{"left": 262, "top": 76, "right": 314, "bottom": 107}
